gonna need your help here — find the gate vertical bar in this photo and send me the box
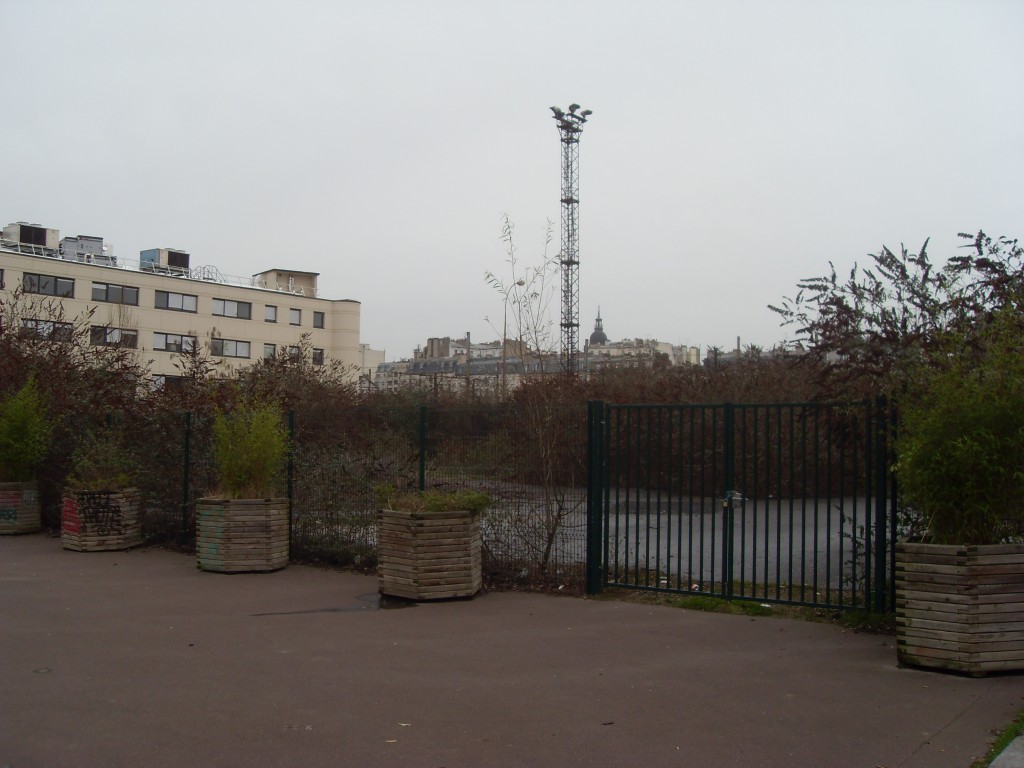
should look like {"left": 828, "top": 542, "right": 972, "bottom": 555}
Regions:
{"left": 586, "top": 401, "right": 605, "bottom": 595}
{"left": 611, "top": 406, "right": 622, "bottom": 584}
{"left": 644, "top": 407, "right": 653, "bottom": 587}
{"left": 723, "top": 403, "right": 735, "bottom": 599}
{"left": 873, "top": 395, "right": 889, "bottom": 613}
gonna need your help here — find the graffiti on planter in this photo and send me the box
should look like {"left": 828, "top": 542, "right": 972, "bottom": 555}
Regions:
{"left": 61, "top": 497, "right": 80, "bottom": 533}
{"left": 1, "top": 490, "right": 21, "bottom": 524}
{"left": 63, "top": 492, "right": 124, "bottom": 536}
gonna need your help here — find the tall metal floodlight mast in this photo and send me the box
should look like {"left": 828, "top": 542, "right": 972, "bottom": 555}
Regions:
{"left": 550, "top": 103, "right": 591, "bottom": 375}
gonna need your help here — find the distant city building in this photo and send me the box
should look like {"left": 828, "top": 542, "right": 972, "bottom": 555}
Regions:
{"left": 358, "top": 343, "right": 386, "bottom": 390}
{"left": 374, "top": 312, "right": 705, "bottom": 394}
{"left": 373, "top": 334, "right": 557, "bottom": 395}
{"left": 702, "top": 339, "right": 801, "bottom": 366}
{"left": 588, "top": 308, "right": 608, "bottom": 345}
{"left": 1, "top": 220, "right": 365, "bottom": 384}
{"left": 584, "top": 311, "right": 701, "bottom": 370}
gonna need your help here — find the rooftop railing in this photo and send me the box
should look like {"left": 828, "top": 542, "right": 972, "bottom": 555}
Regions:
{"left": 0, "top": 239, "right": 316, "bottom": 297}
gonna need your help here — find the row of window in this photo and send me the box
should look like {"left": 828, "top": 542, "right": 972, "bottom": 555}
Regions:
{"left": 19, "top": 321, "right": 324, "bottom": 364}
{"left": 212, "top": 338, "right": 324, "bottom": 364}
{"left": 19, "top": 272, "right": 326, "bottom": 327}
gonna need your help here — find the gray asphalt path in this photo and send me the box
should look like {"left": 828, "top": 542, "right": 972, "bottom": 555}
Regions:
{"left": 2, "top": 533, "right": 1022, "bottom": 767}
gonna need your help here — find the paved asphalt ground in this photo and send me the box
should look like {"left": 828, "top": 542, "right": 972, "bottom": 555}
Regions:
{"left": 2, "top": 534, "right": 1022, "bottom": 768}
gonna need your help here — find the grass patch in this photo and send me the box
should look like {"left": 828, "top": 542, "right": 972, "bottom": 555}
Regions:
{"left": 600, "top": 591, "right": 779, "bottom": 618}
{"left": 666, "top": 595, "right": 729, "bottom": 612}
{"left": 594, "top": 589, "right": 895, "bottom": 629}
{"left": 971, "top": 710, "right": 1024, "bottom": 768}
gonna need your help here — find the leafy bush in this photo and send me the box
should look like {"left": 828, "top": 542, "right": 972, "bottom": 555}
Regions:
{"left": 378, "top": 485, "right": 491, "bottom": 513}
{"left": 0, "top": 377, "right": 52, "bottom": 482}
{"left": 212, "top": 403, "right": 288, "bottom": 499}
{"left": 66, "top": 424, "right": 134, "bottom": 491}
{"left": 897, "top": 307, "right": 1024, "bottom": 544}
{"left": 772, "top": 231, "right": 1024, "bottom": 398}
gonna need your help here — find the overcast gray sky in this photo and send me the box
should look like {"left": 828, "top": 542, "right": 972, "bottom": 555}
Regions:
{"left": 5, "top": 0, "right": 1022, "bottom": 360}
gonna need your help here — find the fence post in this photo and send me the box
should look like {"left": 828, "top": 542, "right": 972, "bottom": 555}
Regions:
{"left": 181, "top": 411, "right": 191, "bottom": 545}
{"left": 287, "top": 409, "right": 295, "bottom": 556}
{"left": 888, "top": 399, "right": 899, "bottom": 611}
{"left": 873, "top": 395, "right": 889, "bottom": 613}
{"left": 722, "top": 403, "right": 735, "bottom": 599}
{"left": 586, "top": 400, "right": 605, "bottom": 595}
{"left": 418, "top": 404, "right": 427, "bottom": 492}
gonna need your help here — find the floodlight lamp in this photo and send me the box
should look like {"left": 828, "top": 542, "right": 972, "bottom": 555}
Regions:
{"left": 580, "top": 109, "right": 592, "bottom": 117}
{"left": 568, "top": 103, "right": 580, "bottom": 113}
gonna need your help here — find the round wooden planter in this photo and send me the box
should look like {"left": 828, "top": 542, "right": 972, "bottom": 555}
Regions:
{"left": 377, "top": 508, "right": 482, "bottom": 600}
{"left": 896, "top": 542, "right": 1024, "bottom": 675}
{"left": 61, "top": 488, "right": 142, "bottom": 551}
{"left": 196, "top": 498, "right": 289, "bottom": 573}
{"left": 0, "top": 481, "right": 42, "bottom": 535}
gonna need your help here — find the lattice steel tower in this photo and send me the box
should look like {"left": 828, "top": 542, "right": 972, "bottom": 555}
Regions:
{"left": 550, "top": 103, "right": 592, "bottom": 374}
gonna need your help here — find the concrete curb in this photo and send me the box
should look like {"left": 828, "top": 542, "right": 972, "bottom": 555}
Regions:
{"left": 992, "top": 736, "right": 1024, "bottom": 768}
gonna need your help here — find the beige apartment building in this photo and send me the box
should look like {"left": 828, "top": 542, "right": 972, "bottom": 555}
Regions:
{"left": 1, "top": 221, "right": 361, "bottom": 381}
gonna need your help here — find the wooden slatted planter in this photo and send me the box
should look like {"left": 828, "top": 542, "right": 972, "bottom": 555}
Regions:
{"left": 896, "top": 542, "right": 1024, "bottom": 675}
{"left": 0, "top": 481, "right": 41, "bottom": 534}
{"left": 378, "top": 508, "right": 482, "bottom": 601}
{"left": 196, "top": 498, "right": 289, "bottom": 573}
{"left": 61, "top": 489, "right": 141, "bottom": 551}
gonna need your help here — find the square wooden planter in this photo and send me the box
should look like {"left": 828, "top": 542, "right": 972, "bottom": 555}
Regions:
{"left": 196, "top": 498, "right": 289, "bottom": 573}
{"left": 896, "top": 542, "right": 1024, "bottom": 675}
{"left": 0, "top": 481, "right": 42, "bottom": 534}
{"left": 377, "top": 508, "right": 482, "bottom": 600}
{"left": 61, "top": 488, "right": 142, "bottom": 551}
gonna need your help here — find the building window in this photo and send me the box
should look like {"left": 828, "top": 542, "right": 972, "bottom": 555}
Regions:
{"left": 151, "top": 375, "right": 186, "bottom": 392}
{"left": 0, "top": 269, "right": 4, "bottom": 290}
{"left": 92, "top": 282, "right": 139, "bottom": 305}
{"left": 21, "top": 319, "right": 74, "bottom": 342}
{"left": 289, "top": 308, "right": 301, "bottom": 326}
{"left": 155, "top": 290, "right": 198, "bottom": 313}
{"left": 90, "top": 326, "right": 138, "bottom": 349}
{"left": 287, "top": 345, "right": 300, "bottom": 359}
{"left": 213, "top": 299, "right": 252, "bottom": 320}
{"left": 211, "top": 338, "right": 250, "bottom": 358}
{"left": 264, "top": 305, "right": 277, "bottom": 323}
{"left": 23, "top": 273, "right": 74, "bottom": 297}
{"left": 153, "top": 332, "right": 197, "bottom": 353}
{"left": 312, "top": 348, "right": 325, "bottom": 366}
{"left": 313, "top": 311, "right": 325, "bottom": 329}
{"left": 263, "top": 343, "right": 276, "bottom": 358}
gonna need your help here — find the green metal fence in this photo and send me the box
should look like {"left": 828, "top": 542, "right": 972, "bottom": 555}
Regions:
{"left": 122, "top": 397, "right": 896, "bottom": 605}
{"left": 141, "top": 402, "right": 590, "bottom": 588}
{"left": 585, "top": 399, "right": 897, "bottom": 611}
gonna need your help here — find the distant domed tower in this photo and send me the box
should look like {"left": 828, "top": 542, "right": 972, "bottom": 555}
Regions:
{"left": 589, "top": 308, "right": 608, "bottom": 345}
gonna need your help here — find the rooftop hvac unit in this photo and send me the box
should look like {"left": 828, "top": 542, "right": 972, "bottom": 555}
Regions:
{"left": 60, "top": 235, "right": 115, "bottom": 266}
{"left": 140, "top": 248, "right": 190, "bottom": 276}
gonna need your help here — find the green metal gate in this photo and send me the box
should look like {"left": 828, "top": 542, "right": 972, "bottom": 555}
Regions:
{"left": 586, "top": 399, "right": 895, "bottom": 611}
